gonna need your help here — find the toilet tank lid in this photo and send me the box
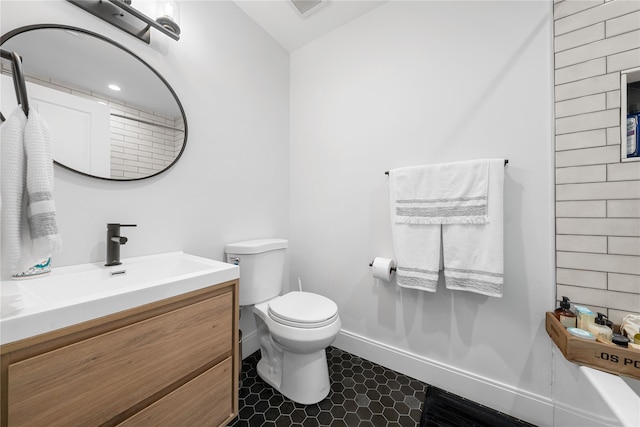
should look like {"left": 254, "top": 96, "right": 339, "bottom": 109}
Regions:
{"left": 225, "top": 238, "right": 288, "bottom": 254}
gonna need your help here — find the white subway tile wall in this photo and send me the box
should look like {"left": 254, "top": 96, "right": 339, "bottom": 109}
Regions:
{"left": 608, "top": 199, "right": 640, "bottom": 217}
{"left": 556, "top": 218, "right": 640, "bottom": 236}
{"left": 608, "top": 236, "right": 640, "bottom": 255}
{"left": 555, "top": 72, "right": 619, "bottom": 101}
{"left": 556, "top": 200, "right": 607, "bottom": 217}
{"left": 0, "top": 66, "right": 185, "bottom": 180}
{"left": 557, "top": 267, "right": 608, "bottom": 288}
{"left": 607, "top": 161, "right": 640, "bottom": 180}
{"left": 557, "top": 234, "right": 608, "bottom": 253}
{"left": 606, "top": 89, "right": 621, "bottom": 108}
{"left": 109, "top": 105, "right": 184, "bottom": 179}
{"left": 555, "top": 58, "right": 607, "bottom": 85}
{"left": 554, "top": 0, "right": 640, "bottom": 324}
{"left": 555, "top": 164, "right": 606, "bottom": 183}
{"left": 606, "top": 126, "right": 621, "bottom": 144}
{"left": 608, "top": 47, "right": 640, "bottom": 71}
{"left": 555, "top": 92, "right": 607, "bottom": 118}
{"left": 556, "top": 128, "right": 606, "bottom": 150}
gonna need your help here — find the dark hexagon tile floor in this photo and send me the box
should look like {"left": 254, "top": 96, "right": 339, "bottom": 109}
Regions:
{"left": 227, "top": 346, "right": 426, "bottom": 427}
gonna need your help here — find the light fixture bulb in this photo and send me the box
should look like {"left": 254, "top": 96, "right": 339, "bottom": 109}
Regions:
{"left": 156, "top": 1, "right": 181, "bottom": 36}
{"left": 108, "top": 84, "right": 121, "bottom": 92}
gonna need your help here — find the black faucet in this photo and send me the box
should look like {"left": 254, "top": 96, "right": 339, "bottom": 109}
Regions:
{"left": 105, "top": 223, "right": 136, "bottom": 266}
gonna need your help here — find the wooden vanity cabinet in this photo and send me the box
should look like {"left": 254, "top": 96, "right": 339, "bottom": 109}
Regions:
{"left": 0, "top": 280, "right": 239, "bottom": 427}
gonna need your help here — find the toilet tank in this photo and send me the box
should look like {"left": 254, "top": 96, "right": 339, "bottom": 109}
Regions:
{"left": 225, "top": 238, "right": 288, "bottom": 306}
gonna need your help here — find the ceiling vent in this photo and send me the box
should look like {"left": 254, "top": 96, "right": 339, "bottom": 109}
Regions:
{"left": 290, "top": 0, "right": 327, "bottom": 17}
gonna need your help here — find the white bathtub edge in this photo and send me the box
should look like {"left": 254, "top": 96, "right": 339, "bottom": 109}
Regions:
{"left": 553, "top": 347, "right": 640, "bottom": 427}
{"left": 580, "top": 366, "right": 640, "bottom": 427}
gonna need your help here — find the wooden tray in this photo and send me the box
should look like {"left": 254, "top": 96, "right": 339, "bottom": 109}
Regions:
{"left": 545, "top": 312, "right": 640, "bottom": 380}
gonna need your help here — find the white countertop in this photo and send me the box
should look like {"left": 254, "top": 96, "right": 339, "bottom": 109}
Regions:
{"left": 0, "top": 252, "right": 239, "bottom": 345}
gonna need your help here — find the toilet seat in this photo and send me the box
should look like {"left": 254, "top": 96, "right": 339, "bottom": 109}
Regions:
{"left": 268, "top": 292, "right": 338, "bottom": 329}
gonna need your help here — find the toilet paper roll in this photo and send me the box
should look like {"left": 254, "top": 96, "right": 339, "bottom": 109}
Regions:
{"left": 371, "top": 257, "right": 395, "bottom": 281}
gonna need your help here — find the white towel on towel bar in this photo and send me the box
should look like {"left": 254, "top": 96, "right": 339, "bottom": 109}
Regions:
{"left": 393, "top": 160, "right": 489, "bottom": 225}
{"left": 443, "top": 159, "right": 504, "bottom": 297}
{"left": 388, "top": 219, "right": 441, "bottom": 292}
{"left": 389, "top": 159, "right": 504, "bottom": 296}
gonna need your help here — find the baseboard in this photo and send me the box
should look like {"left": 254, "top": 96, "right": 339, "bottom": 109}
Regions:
{"left": 334, "top": 329, "right": 553, "bottom": 427}
{"left": 241, "top": 329, "right": 259, "bottom": 359}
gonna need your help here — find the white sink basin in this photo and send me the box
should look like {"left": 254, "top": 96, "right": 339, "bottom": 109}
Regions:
{"left": 0, "top": 252, "right": 238, "bottom": 345}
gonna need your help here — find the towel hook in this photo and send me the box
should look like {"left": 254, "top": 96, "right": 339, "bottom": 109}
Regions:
{"left": 0, "top": 49, "right": 29, "bottom": 117}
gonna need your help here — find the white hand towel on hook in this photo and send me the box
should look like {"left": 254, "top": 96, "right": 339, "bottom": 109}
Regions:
{"left": 24, "top": 109, "right": 62, "bottom": 264}
{"left": 1, "top": 107, "right": 28, "bottom": 277}
{"left": 1, "top": 108, "right": 61, "bottom": 278}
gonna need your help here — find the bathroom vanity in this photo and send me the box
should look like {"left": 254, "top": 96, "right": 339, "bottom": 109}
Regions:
{"left": 0, "top": 252, "right": 239, "bottom": 427}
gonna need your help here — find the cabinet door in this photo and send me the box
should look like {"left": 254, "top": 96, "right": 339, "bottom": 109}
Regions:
{"left": 8, "top": 292, "right": 232, "bottom": 426}
{"left": 118, "top": 357, "right": 233, "bottom": 427}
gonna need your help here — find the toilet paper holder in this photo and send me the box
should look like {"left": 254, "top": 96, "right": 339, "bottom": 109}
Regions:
{"left": 369, "top": 260, "right": 396, "bottom": 272}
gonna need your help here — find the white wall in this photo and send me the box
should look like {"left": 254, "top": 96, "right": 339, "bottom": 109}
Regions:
{"left": 1, "top": 1, "right": 290, "bottom": 274}
{"left": 289, "top": 1, "right": 555, "bottom": 425}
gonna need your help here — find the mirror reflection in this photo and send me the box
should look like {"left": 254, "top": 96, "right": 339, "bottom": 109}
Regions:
{"left": 1, "top": 25, "right": 187, "bottom": 180}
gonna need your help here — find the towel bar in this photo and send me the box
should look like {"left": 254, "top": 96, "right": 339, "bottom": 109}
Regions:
{"left": 384, "top": 159, "right": 508, "bottom": 175}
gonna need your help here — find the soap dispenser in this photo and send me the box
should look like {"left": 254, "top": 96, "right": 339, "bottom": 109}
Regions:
{"left": 554, "top": 296, "right": 576, "bottom": 328}
{"left": 588, "top": 312, "right": 613, "bottom": 342}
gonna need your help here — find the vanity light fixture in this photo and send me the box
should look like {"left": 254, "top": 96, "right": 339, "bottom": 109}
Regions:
{"left": 67, "top": 0, "right": 180, "bottom": 44}
{"left": 156, "top": 1, "right": 181, "bottom": 36}
{"left": 108, "top": 84, "right": 121, "bottom": 91}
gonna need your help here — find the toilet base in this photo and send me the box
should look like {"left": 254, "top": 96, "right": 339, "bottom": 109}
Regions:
{"left": 257, "top": 348, "right": 331, "bottom": 405}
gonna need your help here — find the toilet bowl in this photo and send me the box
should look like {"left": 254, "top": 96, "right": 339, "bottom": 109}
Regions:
{"left": 253, "top": 292, "right": 340, "bottom": 404}
{"left": 224, "top": 239, "right": 341, "bottom": 404}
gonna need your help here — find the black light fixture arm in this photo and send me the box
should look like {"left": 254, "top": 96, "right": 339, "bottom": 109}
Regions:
{"left": 67, "top": 0, "right": 180, "bottom": 44}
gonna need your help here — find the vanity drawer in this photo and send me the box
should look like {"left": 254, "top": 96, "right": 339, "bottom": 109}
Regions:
{"left": 7, "top": 291, "right": 233, "bottom": 426}
{"left": 118, "top": 357, "right": 233, "bottom": 427}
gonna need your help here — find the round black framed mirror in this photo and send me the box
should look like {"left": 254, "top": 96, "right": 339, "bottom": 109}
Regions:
{"left": 1, "top": 25, "right": 187, "bottom": 181}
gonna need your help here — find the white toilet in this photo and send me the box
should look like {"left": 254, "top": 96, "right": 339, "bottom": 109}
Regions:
{"left": 225, "top": 238, "right": 341, "bottom": 405}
